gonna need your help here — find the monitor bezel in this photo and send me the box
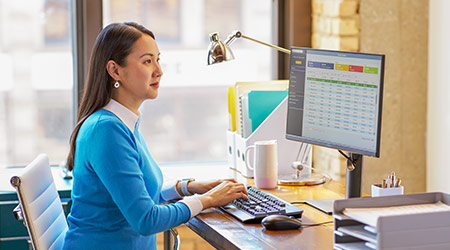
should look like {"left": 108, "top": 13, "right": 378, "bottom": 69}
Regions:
{"left": 286, "top": 46, "right": 385, "bottom": 158}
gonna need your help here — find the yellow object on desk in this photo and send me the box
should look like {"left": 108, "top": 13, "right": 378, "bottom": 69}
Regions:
{"left": 227, "top": 86, "right": 236, "bottom": 132}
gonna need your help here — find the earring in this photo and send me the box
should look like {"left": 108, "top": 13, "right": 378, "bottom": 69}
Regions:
{"left": 114, "top": 81, "right": 120, "bottom": 88}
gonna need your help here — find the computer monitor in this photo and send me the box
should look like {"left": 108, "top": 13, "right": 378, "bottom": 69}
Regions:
{"left": 286, "top": 47, "right": 385, "bottom": 212}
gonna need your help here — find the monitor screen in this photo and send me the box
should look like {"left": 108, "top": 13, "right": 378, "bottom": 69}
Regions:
{"left": 286, "top": 47, "right": 385, "bottom": 157}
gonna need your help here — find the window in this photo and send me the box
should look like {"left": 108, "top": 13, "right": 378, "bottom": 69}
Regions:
{"left": 0, "top": 0, "right": 73, "bottom": 167}
{"left": 0, "top": 0, "right": 274, "bottom": 167}
{"left": 103, "top": 0, "right": 274, "bottom": 163}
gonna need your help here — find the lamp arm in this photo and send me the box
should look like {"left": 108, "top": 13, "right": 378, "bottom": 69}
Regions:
{"left": 241, "top": 35, "right": 291, "bottom": 55}
{"left": 224, "top": 30, "right": 291, "bottom": 55}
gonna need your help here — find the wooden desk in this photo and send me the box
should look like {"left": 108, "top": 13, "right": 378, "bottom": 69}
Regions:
{"left": 161, "top": 163, "right": 345, "bottom": 250}
{"left": 1, "top": 163, "right": 344, "bottom": 249}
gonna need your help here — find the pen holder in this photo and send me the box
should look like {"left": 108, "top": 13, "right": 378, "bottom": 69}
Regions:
{"left": 371, "top": 184, "right": 404, "bottom": 197}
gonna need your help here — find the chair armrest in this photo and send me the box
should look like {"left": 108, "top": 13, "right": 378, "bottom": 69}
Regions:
{"left": 170, "top": 228, "right": 180, "bottom": 250}
{"left": 13, "top": 204, "right": 23, "bottom": 221}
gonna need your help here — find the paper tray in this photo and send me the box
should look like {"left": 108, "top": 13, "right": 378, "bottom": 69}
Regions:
{"left": 333, "top": 192, "right": 450, "bottom": 249}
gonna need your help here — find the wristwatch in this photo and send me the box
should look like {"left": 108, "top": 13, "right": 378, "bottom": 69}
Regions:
{"left": 179, "top": 178, "right": 195, "bottom": 196}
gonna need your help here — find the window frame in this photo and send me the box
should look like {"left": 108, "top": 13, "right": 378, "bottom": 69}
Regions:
{"left": 71, "top": 0, "right": 103, "bottom": 125}
{"left": 71, "top": 0, "right": 312, "bottom": 162}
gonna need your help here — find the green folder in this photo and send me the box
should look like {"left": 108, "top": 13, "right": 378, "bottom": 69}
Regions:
{"left": 248, "top": 90, "right": 288, "bottom": 132}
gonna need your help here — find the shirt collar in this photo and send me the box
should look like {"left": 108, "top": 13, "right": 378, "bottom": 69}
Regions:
{"left": 103, "top": 99, "right": 141, "bottom": 133}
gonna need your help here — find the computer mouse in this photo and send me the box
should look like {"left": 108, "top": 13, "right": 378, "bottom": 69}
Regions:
{"left": 261, "top": 215, "right": 302, "bottom": 230}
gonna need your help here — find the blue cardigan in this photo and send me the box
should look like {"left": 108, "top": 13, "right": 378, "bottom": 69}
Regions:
{"left": 64, "top": 108, "right": 191, "bottom": 249}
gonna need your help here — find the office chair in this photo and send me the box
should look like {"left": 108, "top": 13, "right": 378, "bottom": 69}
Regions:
{"left": 10, "top": 154, "right": 68, "bottom": 250}
{"left": 11, "top": 154, "right": 180, "bottom": 250}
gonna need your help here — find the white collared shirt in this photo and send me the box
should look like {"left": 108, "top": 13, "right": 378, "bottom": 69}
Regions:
{"left": 103, "top": 99, "right": 141, "bottom": 133}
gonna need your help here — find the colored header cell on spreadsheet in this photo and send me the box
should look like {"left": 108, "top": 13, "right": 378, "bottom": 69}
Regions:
{"left": 306, "top": 49, "right": 383, "bottom": 61}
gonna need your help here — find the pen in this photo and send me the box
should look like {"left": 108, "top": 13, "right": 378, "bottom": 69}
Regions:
{"left": 383, "top": 172, "right": 401, "bottom": 188}
{"left": 391, "top": 172, "right": 395, "bottom": 188}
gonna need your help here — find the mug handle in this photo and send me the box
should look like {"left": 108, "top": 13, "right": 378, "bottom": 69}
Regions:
{"left": 245, "top": 145, "right": 255, "bottom": 171}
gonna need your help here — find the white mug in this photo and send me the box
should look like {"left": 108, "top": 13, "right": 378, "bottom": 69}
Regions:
{"left": 245, "top": 140, "right": 278, "bottom": 189}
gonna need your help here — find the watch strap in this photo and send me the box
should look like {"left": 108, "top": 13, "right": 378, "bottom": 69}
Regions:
{"left": 180, "top": 179, "right": 194, "bottom": 196}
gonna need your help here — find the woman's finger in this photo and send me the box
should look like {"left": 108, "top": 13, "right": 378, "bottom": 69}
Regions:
{"left": 234, "top": 183, "right": 248, "bottom": 195}
{"left": 240, "top": 192, "right": 249, "bottom": 200}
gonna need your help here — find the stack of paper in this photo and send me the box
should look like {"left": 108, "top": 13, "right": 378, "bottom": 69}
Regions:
{"left": 343, "top": 201, "right": 450, "bottom": 227}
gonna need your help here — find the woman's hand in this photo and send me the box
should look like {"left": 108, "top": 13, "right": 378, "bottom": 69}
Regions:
{"left": 188, "top": 179, "right": 238, "bottom": 194}
{"left": 197, "top": 181, "right": 248, "bottom": 209}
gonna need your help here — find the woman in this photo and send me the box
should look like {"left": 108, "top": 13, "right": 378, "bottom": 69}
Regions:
{"left": 63, "top": 22, "right": 248, "bottom": 249}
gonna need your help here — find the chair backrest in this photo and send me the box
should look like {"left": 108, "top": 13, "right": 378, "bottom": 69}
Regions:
{"left": 10, "top": 154, "right": 68, "bottom": 250}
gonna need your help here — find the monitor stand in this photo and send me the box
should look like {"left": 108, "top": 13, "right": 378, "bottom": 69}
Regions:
{"left": 305, "top": 153, "right": 363, "bottom": 214}
{"left": 305, "top": 198, "right": 343, "bottom": 214}
{"left": 278, "top": 172, "right": 327, "bottom": 186}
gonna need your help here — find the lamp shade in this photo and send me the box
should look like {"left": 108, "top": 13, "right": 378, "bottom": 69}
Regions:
{"left": 207, "top": 32, "right": 235, "bottom": 65}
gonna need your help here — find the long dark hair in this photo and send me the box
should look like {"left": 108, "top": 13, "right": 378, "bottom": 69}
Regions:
{"left": 67, "top": 22, "right": 155, "bottom": 171}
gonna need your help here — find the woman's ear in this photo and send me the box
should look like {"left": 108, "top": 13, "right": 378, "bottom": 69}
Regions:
{"left": 106, "top": 60, "right": 120, "bottom": 81}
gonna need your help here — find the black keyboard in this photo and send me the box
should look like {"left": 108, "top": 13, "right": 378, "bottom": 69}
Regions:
{"left": 220, "top": 186, "right": 303, "bottom": 223}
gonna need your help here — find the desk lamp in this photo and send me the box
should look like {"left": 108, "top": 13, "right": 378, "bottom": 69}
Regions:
{"left": 207, "top": 31, "right": 326, "bottom": 186}
{"left": 207, "top": 30, "right": 290, "bottom": 65}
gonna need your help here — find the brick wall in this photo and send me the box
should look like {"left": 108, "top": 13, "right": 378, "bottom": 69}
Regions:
{"left": 312, "top": 0, "right": 360, "bottom": 51}
{"left": 310, "top": 0, "right": 361, "bottom": 180}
